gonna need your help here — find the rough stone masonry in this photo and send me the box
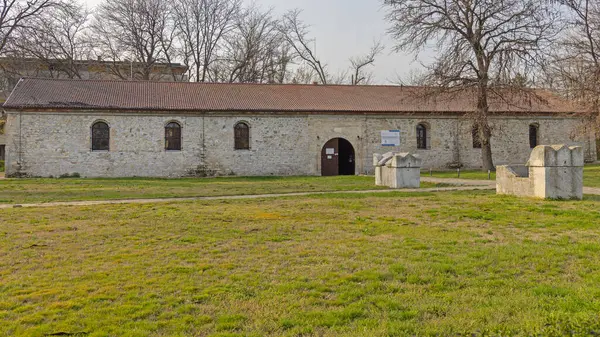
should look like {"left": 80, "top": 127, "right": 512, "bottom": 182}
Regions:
{"left": 497, "top": 145, "right": 584, "bottom": 200}
{"left": 374, "top": 152, "right": 422, "bottom": 188}
{"left": 2, "top": 79, "right": 597, "bottom": 178}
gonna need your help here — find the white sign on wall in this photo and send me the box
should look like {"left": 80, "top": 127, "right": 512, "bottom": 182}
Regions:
{"left": 381, "top": 130, "right": 401, "bottom": 146}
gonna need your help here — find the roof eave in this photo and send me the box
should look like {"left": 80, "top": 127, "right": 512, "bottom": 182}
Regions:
{"left": 1, "top": 105, "right": 579, "bottom": 115}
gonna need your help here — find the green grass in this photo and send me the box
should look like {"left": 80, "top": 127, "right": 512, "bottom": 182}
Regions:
{"left": 0, "top": 176, "right": 442, "bottom": 204}
{"left": 422, "top": 164, "right": 600, "bottom": 187}
{"left": 585, "top": 164, "right": 600, "bottom": 187}
{"left": 421, "top": 169, "right": 496, "bottom": 181}
{"left": 2, "top": 191, "right": 600, "bottom": 336}
{"left": 0, "top": 160, "right": 4, "bottom": 173}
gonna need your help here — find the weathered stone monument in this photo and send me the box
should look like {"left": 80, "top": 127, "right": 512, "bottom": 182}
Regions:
{"left": 496, "top": 145, "right": 584, "bottom": 200}
{"left": 374, "top": 152, "right": 422, "bottom": 188}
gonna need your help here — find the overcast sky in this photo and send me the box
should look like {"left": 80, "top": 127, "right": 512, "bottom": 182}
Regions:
{"left": 83, "top": 0, "right": 433, "bottom": 84}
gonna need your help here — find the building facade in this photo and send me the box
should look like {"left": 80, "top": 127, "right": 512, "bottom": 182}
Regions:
{"left": 2, "top": 79, "right": 597, "bottom": 178}
{"left": 0, "top": 58, "right": 188, "bottom": 100}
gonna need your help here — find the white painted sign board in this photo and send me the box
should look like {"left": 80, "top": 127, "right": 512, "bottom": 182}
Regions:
{"left": 381, "top": 130, "right": 401, "bottom": 146}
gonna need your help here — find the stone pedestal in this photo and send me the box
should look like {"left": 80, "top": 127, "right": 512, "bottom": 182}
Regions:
{"left": 497, "top": 145, "right": 584, "bottom": 200}
{"left": 374, "top": 152, "right": 422, "bottom": 189}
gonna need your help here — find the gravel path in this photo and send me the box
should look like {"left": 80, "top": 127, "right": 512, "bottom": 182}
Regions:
{"left": 0, "top": 177, "right": 597, "bottom": 209}
{"left": 584, "top": 187, "right": 600, "bottom": 195}
{"left": 421, "top": 177, "right": 495, "bottom": 186}
{"left": 423, "top": 177, "right": 600, "bottom": 196}
{"left": 0, "top": 185, "right": 494, "bottom": 209}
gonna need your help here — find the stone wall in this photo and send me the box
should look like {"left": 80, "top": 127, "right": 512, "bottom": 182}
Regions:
{"left": 4, "top": 111, "right": 597, "bottom": 177}
{"left": 201, "top": 115, "right": 313, "bottom": 176}
{"left": 4, "top": 113, "right": 204, "bottom": 177}
{"left": 497, "top": 145, "right": 584, "bottom": 199}
{"left": 496, "top": 165, "right": 534, "bottom": 197}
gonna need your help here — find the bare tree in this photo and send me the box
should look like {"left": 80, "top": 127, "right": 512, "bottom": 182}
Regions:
{"left": 8, "top": 1, "right": 92, "bottom": 79}
{"left": 349, "top": 41, "right": 384, "bottom": 85}
{"left": 279, "top": 10, "right": 385, "bottom": 86}
{"left": 92, "top": 0, "right": 177, "bottom": 80}
{"left": 289, "top": 64, "right": 318, "bottom": 84}
{"left": 393, "top": 68, "right": 428, "bottom": 86}
{"left": 548, "top": 1, "right": 600, "bottom": 137}
{"left": 323, "top": 42, "right": 384, "bottom": 85}
{"left": 384, "top": 0, "right": 559, "bottom": 171}
{"left": 218, "top": 6, "right": 293, "bottom": 83}
{"left": 280, "top": 9, "right": 328, "bottom": 84}
{"left": 173, "top": 0, "right": 240, "bottom": 82}
{"left": 0, "top": 0, "right": 60, "bottom": 55}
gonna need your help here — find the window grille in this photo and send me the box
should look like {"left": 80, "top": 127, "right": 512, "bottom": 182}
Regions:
{"left": 92, "top": 122, "right": 110, "bottom": 151}
{"left": 529, "top": 124, "right": 539, "bottom": 149}
{"left": 417, "top": 124, "right": 428, "bottom": 149}
{"left": 165, "top": 122, "right": 182, "bottom": 151}
{"left": 234, "top": 122, "right": 250, "bottom": 150}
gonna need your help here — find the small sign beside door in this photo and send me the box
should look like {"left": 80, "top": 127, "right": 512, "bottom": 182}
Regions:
{"left": 326, "top": 148, "right": 335, "bottom": 155}
{"left": 381, "top": 130, "right": 401, "bottom": 146}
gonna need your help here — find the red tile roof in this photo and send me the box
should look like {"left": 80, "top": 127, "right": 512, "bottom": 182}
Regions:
{"left": 2, "top": 77, "right": 580, "bottom": 114}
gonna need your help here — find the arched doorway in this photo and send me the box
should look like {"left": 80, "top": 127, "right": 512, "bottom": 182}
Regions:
{"left": 321, "top": 138, "right": 355, "bottom": 176}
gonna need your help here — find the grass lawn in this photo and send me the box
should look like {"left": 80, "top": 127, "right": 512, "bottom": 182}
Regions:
{"left": 2, "top": 191, "right": 600, "bottom": 336}
{"left": 421, "top": 169, "right": 497, "bottom": 181}
{"left": 585, "top": 164, "right": 600, "bottom": 187}
{"left": 0, "top": 176, "right": 442, "bottom": 204}
{"left": 422, "top": 164, "right": 600, "bottom": 187}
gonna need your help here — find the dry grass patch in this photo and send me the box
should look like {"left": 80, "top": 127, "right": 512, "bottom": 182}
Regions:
{"left": 0, "top": 175, "right": 445, "bottom": 204}
{"left": 1, "top": 191, "right": 600, "bottom": 336}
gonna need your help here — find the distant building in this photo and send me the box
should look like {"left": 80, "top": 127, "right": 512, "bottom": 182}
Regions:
{"left": 2, "top": 78, "right": 596, "bottom": 178}
{"left": 0, "top": 57, "right": 189, "bottom": 99}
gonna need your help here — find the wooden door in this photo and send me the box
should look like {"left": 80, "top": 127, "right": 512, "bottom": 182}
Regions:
{"left": 321, "top": 139, "right": 339, "bottom": 176}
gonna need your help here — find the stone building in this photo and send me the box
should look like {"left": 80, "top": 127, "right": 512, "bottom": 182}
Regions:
{"left": 0, "top": 58, "right": 188, "bottom": 163}
{"left": 2, "top": 78, "right": 597, "bottom": 178}
{"left": 0, "top": 58, "right": 188, "bottom": 100}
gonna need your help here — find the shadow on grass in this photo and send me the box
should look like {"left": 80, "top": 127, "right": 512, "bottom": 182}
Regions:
{"left": 584, "top": 195, "right": 600, "bottom": 202}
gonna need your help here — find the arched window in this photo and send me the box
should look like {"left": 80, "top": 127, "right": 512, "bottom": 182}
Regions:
{"left": 234, "top": 122, "right": 250, "bottom": 150}
{"left": 472, "top": 124, "right": 482, "bottom": 149}
{"left": 529, "top": 124, "right": 539, "bottom": 149}
{"left": 416, "top": 123, "right": 428, "bottom": 149}
{"left": 165, "top": 122, "right": 182, "bottom": 151}
{"left": 91, "top": 121, "right": 110, "bottom": 151}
